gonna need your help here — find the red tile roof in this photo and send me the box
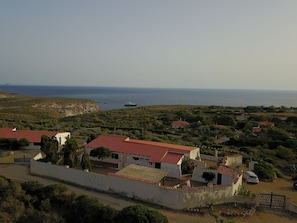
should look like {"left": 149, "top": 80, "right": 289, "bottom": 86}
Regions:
{"left": 171, "top": 120, "right": 190, "bottom": 127}
{"left": 161, "top": 152, "right": 184, "bottom": 164}
{"left": 213, "top": 124, "right": 226, "bottom": 129}
{"left": 258, "top": 121, "right": 274, "bottom": 126}
{"left": 217, "top": 165, "right": 239, "bottom": 178}
{"left": 0, "top": 128, "right": 58, "bottom": 143}
{"left": 252, "top": 127, "right": 261, "bottom": 133}
{"left": 87, "top": 135, "right": 196, "bottom": 164}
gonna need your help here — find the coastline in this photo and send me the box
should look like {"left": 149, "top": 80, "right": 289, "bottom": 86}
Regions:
{"left": 1, "top": 85, "right": 297, "bottom": 111}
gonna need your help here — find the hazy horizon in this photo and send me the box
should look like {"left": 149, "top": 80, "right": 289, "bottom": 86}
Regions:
{"left": 1, "top": 1, "right": 297, "bottom": 90}
{"left": 2, "top": 83, "right": 297, "bottom": 93}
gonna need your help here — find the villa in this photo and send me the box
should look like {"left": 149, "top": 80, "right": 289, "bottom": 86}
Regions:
{"left": 85, "top": 134, "right": 200, "bottom": 179}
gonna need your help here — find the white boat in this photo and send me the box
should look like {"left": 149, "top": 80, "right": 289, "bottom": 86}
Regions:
{"left": 124, "top": 101, "right": 137, "bottom": 107}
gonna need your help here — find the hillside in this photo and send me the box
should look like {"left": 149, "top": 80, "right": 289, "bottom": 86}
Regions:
{"left": 0, "top": 94, "right": 296, "bottom": 178}
{"left": 0, "top": 91, "right": 100, "bottom": 120}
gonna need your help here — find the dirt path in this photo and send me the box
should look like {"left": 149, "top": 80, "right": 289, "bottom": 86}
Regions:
{"left": 1, "top": 164, "right": 296, "bottom": 223}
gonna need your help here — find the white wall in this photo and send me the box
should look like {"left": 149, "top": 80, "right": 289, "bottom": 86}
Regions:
{"left": 55, "top": 132, "right": 71, "bottom": 146}
{"left": 30, "top": 156, "right": 242, "bottom": 210}
{"left": 224, "top": 155, "right": 242, "bottom": 167}
{"left": 192, "top": 168, "right": 218, "bottom": 184}
{"left": 161, "top": 162, "right": 181, "bottom": 179}
{"left": 231, "top": 174, "right": 243, "bottom": 195}
{"left": 221, "top": 175, "right": 232, "bottom": 185}
{"left": 189, "top": 148, "right": 200, "bottom": 159}
{"left": 126, "top": 154, "right": 150, "bottom": 167}
{"left": 31, "top": 158, "right": 109, "bottom": 191}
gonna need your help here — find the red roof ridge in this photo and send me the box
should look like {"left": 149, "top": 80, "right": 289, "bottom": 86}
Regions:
{"left": 126, "top": 138, "right": 196, "bottom": 151}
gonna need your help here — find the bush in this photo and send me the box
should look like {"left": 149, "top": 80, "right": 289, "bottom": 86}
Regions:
{"left": 202, "top": 172, "right": 216, "bottom": 183}
{"left": 254, "top": 161, "right": 275, "bottom": 181}
{"left": 273, "top": 168, "right": 284, "bottom": 178}
{"left": 115, "top": 204, "right": 168, "bottom": 223}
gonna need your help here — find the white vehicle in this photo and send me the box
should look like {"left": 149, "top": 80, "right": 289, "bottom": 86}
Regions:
{"left": 243, "top": 171, "right": 259, "bottom": 184}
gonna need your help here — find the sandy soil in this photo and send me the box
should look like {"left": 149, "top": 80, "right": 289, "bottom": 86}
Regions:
{"left": 245, "top": 176, "right": 297, "bottom": 204}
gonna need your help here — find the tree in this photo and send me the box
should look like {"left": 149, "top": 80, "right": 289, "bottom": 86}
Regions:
{"left": 18, "top": 138, "right": 29, "bottom": 148}
{"left": 214, "top": 115, "right": 236, "bottom": 127}
{"left": 87, "top": 133, "right": 97, "bottom": 143}
{"left": 254, "top": 161, "right": 275, "bottom": 181}
{"left": 202, "top": 171, "right": 216, "bottom": 184}
{"left": 81, "top": 150, "right": 91, "bottom": 171}
{"left": 267, "top": 127, "right": 289, "bottom": 142}
{"left": 40, "top": 135, "right": 59, "bottom": 163}
{"left": 90, "top": 146, "right": 111, "bottom": 160}
{"left": 64, "top": 195, "right": 116, "bottom": 223}
{"left": 276, "top": 145, "right": 296, "bottom": 161}
{"left": 63, "top": 137, "right": 79, "bottom": 168}
{"left": 115, "top": 204, "right": 168, "bottom": 223}
{"left": 10, "top": 139, "right": 19, "bottom": 150}
{"left": 181, "top": 157, "right": 194, "bottom": 174}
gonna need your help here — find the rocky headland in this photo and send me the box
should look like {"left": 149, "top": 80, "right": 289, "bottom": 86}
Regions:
{"left": 0, "top": 91, "right": 100, "bottom": 118}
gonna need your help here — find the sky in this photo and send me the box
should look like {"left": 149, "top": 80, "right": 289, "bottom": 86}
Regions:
{"left": 1, "top": 0, "right": 297, "bottom": 90}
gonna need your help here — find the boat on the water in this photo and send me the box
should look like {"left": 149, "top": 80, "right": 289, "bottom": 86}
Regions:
{"left": 124, "top": 101, "right": 137, "bottom": 107}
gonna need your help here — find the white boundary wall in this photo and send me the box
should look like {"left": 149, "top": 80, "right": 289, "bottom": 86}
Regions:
{"left": 30, "top": 156, "right": 241, "bottom": 210}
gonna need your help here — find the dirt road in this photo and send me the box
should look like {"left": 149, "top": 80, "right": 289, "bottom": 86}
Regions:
{"left": 0, "top": 163, "right": 296, "bottom": 223}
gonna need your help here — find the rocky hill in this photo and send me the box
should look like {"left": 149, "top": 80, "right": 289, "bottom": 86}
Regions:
{"left": 0, "top": 91, "right": 100, "bottom": 119}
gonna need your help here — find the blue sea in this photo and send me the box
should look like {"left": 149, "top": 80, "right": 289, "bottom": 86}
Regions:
{"left": 1, "top": 85, "right": 297, "bottom": 111}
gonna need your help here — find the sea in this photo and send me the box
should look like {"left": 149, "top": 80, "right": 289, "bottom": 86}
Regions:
{"left": 1, "top": 85, "right": 297, "bottom": 111}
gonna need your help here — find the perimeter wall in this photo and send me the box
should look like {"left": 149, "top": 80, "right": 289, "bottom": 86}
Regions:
{"left": 30, "top": 156, "right": 242, "bottom": 210}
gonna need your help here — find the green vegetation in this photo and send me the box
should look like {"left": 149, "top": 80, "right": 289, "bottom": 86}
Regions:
{"left": 238, "top": 184, "right": 256, "bottom": 197}
{"left": 40, "top": 135, "right": 59, "bottom": 163}
{"left": 254, "top": 161, "right": 276, "bottom": 181}
{"left": 0, "top": 176, "right": 168, "bottom": 223}
{"left": 115, "top": 204, "right": 168, "bottom": 223}
{"left": 0, "top": 138, "right": 29, "bottom": 150}
{"left": 0, "top": 92, "right": 98, "bottom": 121}
{"left": 63, "top": 137, "right": 79, "bottom": 167}
{"left": 90, "top": 146, "right": 112, "bottom": 160}
{"left": 181, "top": 157, "right": 194, "bottom": 174}
{"left": 202, "top": 172, "right": 216, "bottom": 184}
{"left": 1, "top": 93, "right": 297, "bottom": 177}
{"left": 81, "top": 150, "right": 92, "bottom": 171}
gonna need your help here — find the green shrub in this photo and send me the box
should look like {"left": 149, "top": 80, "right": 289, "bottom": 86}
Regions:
{"left": 254, "top": 161, "right": 275, "bottom": 181}
{"left": 274, "top": 168, "right": 284, "bottom": 178}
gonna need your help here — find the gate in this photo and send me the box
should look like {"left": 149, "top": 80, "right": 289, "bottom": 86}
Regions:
{"left": 259, "top": 192, "right": 286, "bottom": 209}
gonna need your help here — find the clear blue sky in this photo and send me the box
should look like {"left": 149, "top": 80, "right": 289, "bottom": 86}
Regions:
{"left": 1, "top": 0, "right": 297, "bottom": 90}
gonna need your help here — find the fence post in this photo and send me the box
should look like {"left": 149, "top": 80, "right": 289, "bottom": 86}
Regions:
{"left": 256, "top": 193, "right": 260, "bottom": 207}
{"left": 285, "top": 196, "right": 290, "bottom": 210}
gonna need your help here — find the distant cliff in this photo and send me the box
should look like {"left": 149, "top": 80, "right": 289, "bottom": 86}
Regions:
{"left": 0, "top": 91, "right": 100, "bottom": 118}
{"left": 31, "top": 100, "right": 100, "bottom": 117}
